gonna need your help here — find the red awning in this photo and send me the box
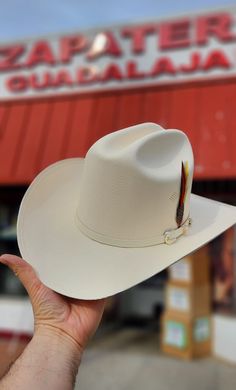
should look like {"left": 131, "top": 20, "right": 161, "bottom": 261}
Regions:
{"left": 1, "top": 79, "right": 236, "bottom": 184}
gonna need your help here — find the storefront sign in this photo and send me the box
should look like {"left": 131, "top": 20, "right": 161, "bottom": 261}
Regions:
{"left": 1, "top": 9, "right": 236, "bottom": 99}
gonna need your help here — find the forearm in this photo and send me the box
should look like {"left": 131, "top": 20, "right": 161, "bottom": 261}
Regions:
{"left": 0, "top": 327, "right": 82, "bottom": 390}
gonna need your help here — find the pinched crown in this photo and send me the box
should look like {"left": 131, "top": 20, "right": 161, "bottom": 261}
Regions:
{"left": 76, "top": 123, "right": 194, "bottom": 247}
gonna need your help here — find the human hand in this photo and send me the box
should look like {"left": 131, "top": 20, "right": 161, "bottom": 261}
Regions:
{"left": 0, "top": 254, "right": 106, "bottom": 355}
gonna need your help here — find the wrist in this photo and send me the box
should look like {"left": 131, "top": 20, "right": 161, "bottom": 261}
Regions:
{"left": 34, "top": 324, "right": 83, "bottom": 357}
{"left": 31, "top": 325, "right": 82, "bottom": 379}
{"left": 34, "top": 324, "right": 83, "bottom": 361}
{"left": 4, "top": 324, "right": 82, "bottom": 390}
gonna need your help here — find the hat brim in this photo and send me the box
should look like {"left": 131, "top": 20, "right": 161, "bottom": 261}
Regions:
{"left": 17, "top": 158, "right": 236, "bottom": 299}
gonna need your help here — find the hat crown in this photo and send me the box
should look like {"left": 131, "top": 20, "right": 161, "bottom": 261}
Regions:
{"left": 77, "top": 123, "right": 194, "bottom": 247}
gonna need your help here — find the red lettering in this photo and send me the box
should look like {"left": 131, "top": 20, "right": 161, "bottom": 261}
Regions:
{"left": 150, "top": 57, "right": 176, "bottom": 76}
{"left": 159, "top": 19, "right": 191, "bottom": 50}
{"left": 196, "top": 13, "right": 235, "bottom": 45}
{"left": 203, "top": 50, "right": 231, "bottom": 70}
{"left": 0, "top": 45, "right": 25, "bottom": 71}
{"left": 101, "top": 64, "right": 123, "bottom": 81}
{"left": 87, "top": 32, "right": 122, "bottom": 60}
{"left": 53, "top": 70, "right": 73, "bottom": 87}
{"left": 126, "top": 61, "right": 145, "bottom": 78}
{"left": 60, "top": 35, "right": 87, "bottom": 63}
{"left": 26, "top": 41, "right": 56, "bottom": 67}
{"left": 77, "top": 66, "right": 99, "bottom": 84}
{"left": 30, "top": 72, "right": 53, "bottom": 89}
{"left": 6, "top": 75, "right": 28, "bottom": 92}
{"left": 122, "top": 24, "right": 156, "bottom": 54}
{"left": 180, "top": 52, "right": 201, "bottom": 72}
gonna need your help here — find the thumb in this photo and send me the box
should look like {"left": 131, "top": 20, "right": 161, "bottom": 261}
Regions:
{"left": 0, "top": 254, "right": 43, "bottom": 303}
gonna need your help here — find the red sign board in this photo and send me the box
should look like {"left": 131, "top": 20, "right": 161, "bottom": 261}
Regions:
{"left": 1, "top": 10, "right": 236, "bottom": 99}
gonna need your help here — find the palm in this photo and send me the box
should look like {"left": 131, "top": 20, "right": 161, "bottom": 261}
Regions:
{"left": 34, "top": 283, "right": 105, "bottom": 347}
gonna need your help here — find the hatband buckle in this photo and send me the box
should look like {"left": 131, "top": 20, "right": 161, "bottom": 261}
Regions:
{"left": 164, "top": 217, "right": 192, "bottom": 245}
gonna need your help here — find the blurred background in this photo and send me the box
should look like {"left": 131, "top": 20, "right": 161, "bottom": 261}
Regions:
{"left": 0, "top": 1, "right": 236, "bottom": 389}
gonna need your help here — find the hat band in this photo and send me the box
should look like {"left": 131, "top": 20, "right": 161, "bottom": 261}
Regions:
{"left": 76, "top": 216, "right": 192, "bottom": 248}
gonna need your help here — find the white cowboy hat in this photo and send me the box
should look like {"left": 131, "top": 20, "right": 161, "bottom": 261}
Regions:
{"left": 17, "top": 123, "right": 236, "bottom": 299}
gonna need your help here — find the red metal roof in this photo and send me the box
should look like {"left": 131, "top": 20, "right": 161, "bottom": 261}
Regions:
{"left": 0, "top": 79, "right": 236, "bottom": 184}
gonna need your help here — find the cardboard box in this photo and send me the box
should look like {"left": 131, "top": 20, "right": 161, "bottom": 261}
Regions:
{"left": 165, "top": 282, "right": 211, "bottom": 317}
{"left": 169, "top": 246, "right": 210, "bottom": 286}
{"left": 161, "top": 311, "right": 212, "bottom": 359}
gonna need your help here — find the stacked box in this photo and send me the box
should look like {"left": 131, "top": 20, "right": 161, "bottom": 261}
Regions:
{"left": 168, "top": 246, "right": 210, "bottom": 286}
{"left": 162, "top": 311, "right": 211, "bottom": 359}
{"left": 165, "top": 283, "right": 211, "bottom": 317}
{"left": 161, "top": 246, "right": 212, "bottom": 359}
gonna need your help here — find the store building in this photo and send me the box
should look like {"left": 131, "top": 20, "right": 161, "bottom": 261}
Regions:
{"left": 0, "top": 7, "right": 236, "bottom": 318}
